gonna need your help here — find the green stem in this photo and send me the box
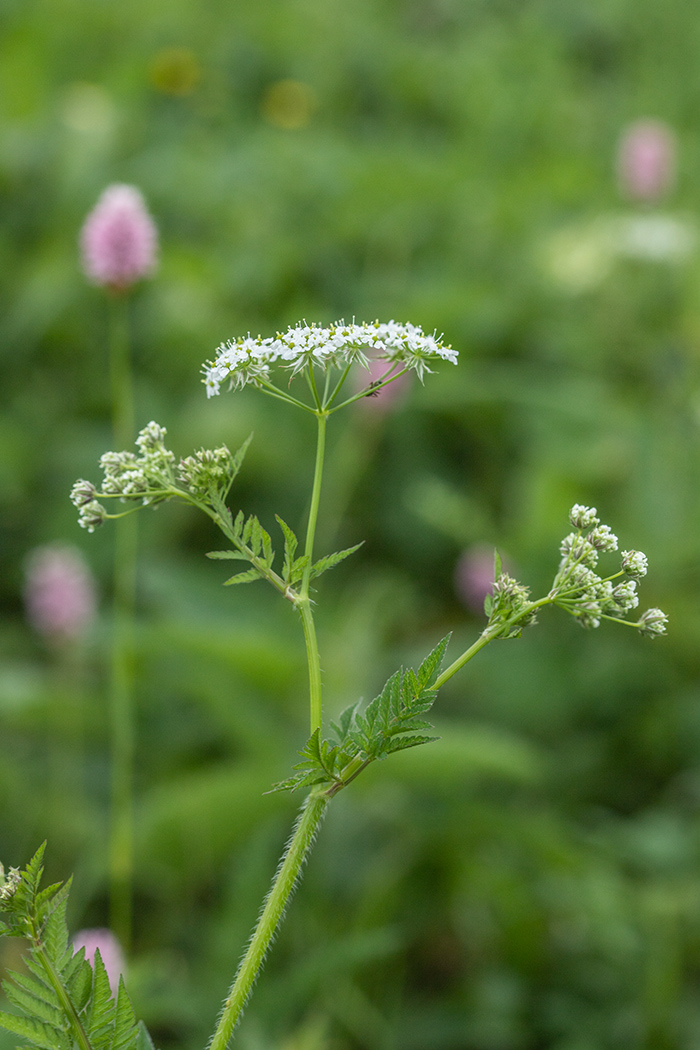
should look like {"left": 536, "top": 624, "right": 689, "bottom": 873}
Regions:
{"left": 109, "top": 294, "right": 134, "bottom": 450}
{"left": 298, "top": 411, "right": 327, "bottom": 733}
{"left": 34, "top": 943, "right": 94, "bottom": 1050}
{"left": 108, "top": 292, "right": 137, "bottom": 951}
{"left": 434, "top": 597, "right": 553, "bottom": 691}
{"left": 207, "top": 792, "right": 330, "bottom": 1050}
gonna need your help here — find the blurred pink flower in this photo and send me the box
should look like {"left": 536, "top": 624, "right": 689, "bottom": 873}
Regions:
{"left": 80, "top": 184, "right": 158, "bottom": 291}
{"left": 356, "top": 357, "right": 412, "bottom": 412}
{"left": 72, "top": 928, "right": 125, "bottom": 994}
{"left": 616, "top": 120, "right": 676, "bottom": 202}
{"left": 454, "top": 545, "right": 497, "bottom": 614}
{"left": 24, "top": 544, "right": 97, "bottom": 643}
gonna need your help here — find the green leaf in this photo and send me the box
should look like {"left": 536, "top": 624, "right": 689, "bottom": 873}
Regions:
{"left": 85, "top": 950, "right": 115, "bottom": 1050}
{"left": 229, "top": 434, "right": 253, "bottom": 484}
{"left": 416, "top": 635, "right": 451, "bottom": 689}
{"left": 232, "top": 510, "right": 245, "bottom": 539}
{"left": 3, "top": 981, "right": 64, "bottom": 1028}
{"left": 110, "top": 979, "right": 137, "bottom": 1050}
{"left": 0, "top": 1011, "right": 62, "bottom": 1050}
{"left": 205, "top": 550, "right": 249, "bottom": 561}
{"left": 310, "top": 543, "right": 363, "bottom": 580}
{"left": 276, "top": 516, "right": 298, "bottom": 583}
{"left": 223, "top": 568, "right": 263, "bottom": 586}
{"left": 135, "top": 1021, "right": 157, "bottom": 1050}
{"left": 382, "top": 734, "right": 439, "bottom": 755}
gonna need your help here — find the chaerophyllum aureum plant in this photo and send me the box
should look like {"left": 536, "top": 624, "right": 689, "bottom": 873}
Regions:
{"left": 1, "top": 320, "right": 668, "bottom": 1049}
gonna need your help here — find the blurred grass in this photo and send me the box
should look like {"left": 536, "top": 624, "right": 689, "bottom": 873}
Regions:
{"left": 2, "top": 0, "right": 700, "bottom": 1047}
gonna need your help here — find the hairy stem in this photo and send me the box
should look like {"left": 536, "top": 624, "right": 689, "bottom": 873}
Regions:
{"left": 207, "top": 792, "right": 330, "bottom": 1050}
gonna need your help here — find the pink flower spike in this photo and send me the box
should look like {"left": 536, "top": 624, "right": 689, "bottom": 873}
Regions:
{"left": 24, "top": 544, "right": 97, "bottom": 644}
{"left": 72, "top": 929, "right": 125, "bottom": 994}
{"left": 80, "top": 184, "right": 158, "bottom": 291}
{"left": 616, "top": 120, "right": 677, "bottom": 203}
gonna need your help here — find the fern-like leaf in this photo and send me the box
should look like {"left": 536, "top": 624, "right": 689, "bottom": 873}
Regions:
{"left": 310, "top": 544, "right": 363, "bottom": 580}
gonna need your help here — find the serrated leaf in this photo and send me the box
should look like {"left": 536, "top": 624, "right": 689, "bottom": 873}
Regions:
{"left": 289, "top": 555, "right": 310, "bottom": 585}
{"left": 229, "top": 434, "right": 253, "bottom": 484}
{"left": 266, "top": 771, "right": 328, "bottom": 794}
{"left": 330, "top": 701, "right": 362, "bottom": 745}
{"left": 310, "top": 543, "right": 363, "bottom": 580}
{"left": 110, "top": 979, "right": 137, "bottom": 1050}
{"left": 382, "top": 735, "right": 439, "bottom": 755}
{"left": 4, "top": 982, "right": 64, "bottom": 1028}
{"left": 223, "top": 568, "right": 263, "bottom": 586}
{"left": 85, "top": 950, "right": 115, "bottom": 1050}
{"left": 416, "top": 634, "right": 451, "bottom": 689}
{"left": 275, "top": 516, "right": 298, "bottom": 570}
{"left": 135, "top": 1022, "right": 156, "bottom": 1050}
{"left": 5, "top": 970, "right": 59, "bottom": 1015}
{"left": 205, "top": 550, "right": 249, "bottom": 561}
{"left": 42, "top": 897, "right": 69, "bottom": 964}
{"left": 0, "top": 1011, "right": 62, "bottom": 1050}
{"left": 249, "top": 517, "right": 262, "bottom": 555}
{"left": 232, "top": 510, "right": 244, "bottom": 538}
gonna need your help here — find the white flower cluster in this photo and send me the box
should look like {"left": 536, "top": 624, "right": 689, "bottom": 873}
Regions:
{"left": 554, "top": 505, "right": 666, "bottom": 636}
{"left": 202, "top": 320, "right": 458, "bottom": 397}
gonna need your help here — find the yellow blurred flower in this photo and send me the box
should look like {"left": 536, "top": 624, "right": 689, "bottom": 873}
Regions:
{"left": 261, "top": 79, "right": 317, "bottom": 130}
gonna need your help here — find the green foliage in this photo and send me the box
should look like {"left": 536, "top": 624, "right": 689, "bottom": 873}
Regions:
{"left": 207, "top": 514, "right": 362, "bottom": 591}
{"left": 270, "top": 635, "right": 450, "bottom": 793}
{"left": 0, "top": 848, "right": 153, "bottom": 1050}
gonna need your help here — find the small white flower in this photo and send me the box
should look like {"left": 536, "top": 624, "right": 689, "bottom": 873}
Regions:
{"left": 201, "top": 320, "right": 457, "bottom": 394}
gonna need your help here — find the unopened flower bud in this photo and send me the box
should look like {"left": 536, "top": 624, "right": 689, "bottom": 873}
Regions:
{"left": 637, "top": 607, "right": 669, "bottom": 638}
{"left": 78, "top": 501, "right": 108, "bottom": 532}
{"left": 70, "top": 479, "right": 97, "bottom": 508}
{"left": 569, "top": 504, "right": 600, "bottom": 530}
{"left": 0, "top": 864, "right": 21, "bottom": 901}
{"left": 621, "top": 550, "right": 648, "bottom": 579}
{"left": 588, "top": 524, "right": 618, "bottom": 552}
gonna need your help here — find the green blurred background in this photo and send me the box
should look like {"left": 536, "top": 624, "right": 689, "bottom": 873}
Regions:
{"left": 1, "top": 0, "right": 700, "bottom": 1047}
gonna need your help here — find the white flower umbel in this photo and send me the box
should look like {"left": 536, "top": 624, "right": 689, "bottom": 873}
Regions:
{"left": 202, "top": 320, "right": 457, "bottom": 406}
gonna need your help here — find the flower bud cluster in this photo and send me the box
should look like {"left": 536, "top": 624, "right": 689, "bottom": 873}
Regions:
{"left": 71, "top": 422, "right": 177, "bottom": 531}
{"left": 203, "top": 320, "right": 457, "bottom": 396}
{"left": 553, "top": 505, "right": 667, "bottom": 637}
{"left": 71, "top": 424, "right": 243, "bottom": 531}
{"left": 0, "top": 864, "right": 20, "bottom": 902}
{"left": 178, "top": 446, "right": 234, "bottom": 499}
{"left": 485, "top": 572, "right": 537, "bottom": 637}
